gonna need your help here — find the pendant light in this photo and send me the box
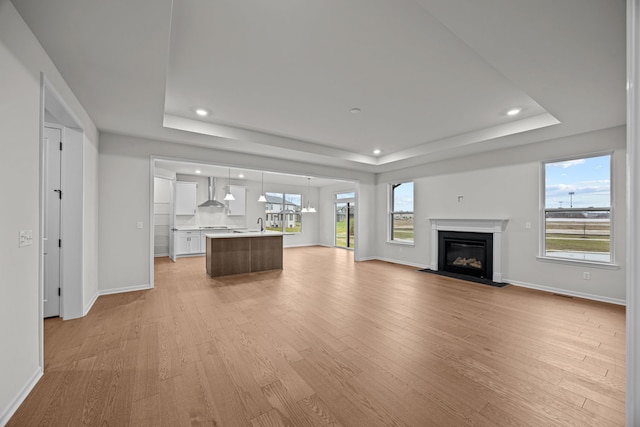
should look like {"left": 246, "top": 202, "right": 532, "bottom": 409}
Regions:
{"left": 258, "top": 171, "right": 267, "bottom": 202}
{"left": 301, "top": 177, "right": 316, "bottom": 213}
{"left": 223, "top": 168, "right": 235, "bottom": 201}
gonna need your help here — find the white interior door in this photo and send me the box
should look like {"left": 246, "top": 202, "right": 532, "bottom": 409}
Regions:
{"left": 43, "top": 126, "right": 61, "bottom": 318}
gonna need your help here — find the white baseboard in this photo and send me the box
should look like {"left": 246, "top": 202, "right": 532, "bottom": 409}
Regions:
{"left": 316, "top": 244, "right": 336, "bottom": 248}
{"left": 0, "top": 367, "right": 43, "bottom": 426}
{"left": 506, "top": 278, "right": 626, "bottom": 306}
{"left": 175, "top": 253, "right": 205, "bottom": 258}
{"left": 154, "top": 252, "right": 169, "bottom": 258}
{"left": 99, "top": 283, "right": 152, "bottom": 296}
{"left": 361, "top": 256, "right": 429, "bottom": 270}
{"left": 83, "top": 291, "right": 99, "bottom": 316}
{"left": 355, "top": 259, "right": 624, "bottom": 305}
{"left": 283, "top": 243, "right": 320, "bottom": 248}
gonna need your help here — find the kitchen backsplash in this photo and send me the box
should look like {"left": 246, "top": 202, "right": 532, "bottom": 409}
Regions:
{"left": 175, "top": 174, "right": 248, "bottom": 228}
{"left": 174, "top": 209, "right": 247, "bottom": 228}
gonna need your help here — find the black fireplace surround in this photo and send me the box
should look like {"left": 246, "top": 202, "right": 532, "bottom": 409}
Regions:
{"left": 438, "top": 231, "right": 493, "bottom": 280}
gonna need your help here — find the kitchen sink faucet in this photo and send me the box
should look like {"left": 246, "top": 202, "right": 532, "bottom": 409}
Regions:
{"left": 257, "top": 217, "right": 264, "bottom": 232}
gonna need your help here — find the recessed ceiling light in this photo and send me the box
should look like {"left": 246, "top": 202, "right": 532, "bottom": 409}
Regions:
{"left": 238, "top": 173, "right": 244, "bottom": 178}
{"left": 373, "top": 149, "right": 381, "bottom": 155}
{"left": 195, "top": 170, "right": 201, "bottom": 174}
{"left": 195, "top": 108, "right": 209, "bottom": 117}
{"left": 350, "top": 108, "right": 361, "bottom": 114}
{"left": 506, "top": 108, "right": 522, "bottom": 116}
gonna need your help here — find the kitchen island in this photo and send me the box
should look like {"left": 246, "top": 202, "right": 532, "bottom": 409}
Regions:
{"left": 205, "top": 231, "right": 284, "bottom": 277}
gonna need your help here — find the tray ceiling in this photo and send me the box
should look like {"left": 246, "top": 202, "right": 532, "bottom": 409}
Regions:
{"left": 13, "top": 0, "right": 625, "bottom": 172}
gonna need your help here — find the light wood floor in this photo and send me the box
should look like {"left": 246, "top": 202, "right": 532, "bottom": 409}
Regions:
{"left": 9, "top": 247, "right": 625, "bottom": 426}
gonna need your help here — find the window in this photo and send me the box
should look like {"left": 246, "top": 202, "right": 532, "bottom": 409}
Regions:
{"left": 265, "top": 192, "right": 302, "bottom": 232}
{"left": 336, "top": 191, "right": 355, "bottom": 200}
{"left": 543, "top": 154, "right": 612, "bottom": 263}
{"left": 389, "top": 182, "right": 414, "bottom": 243}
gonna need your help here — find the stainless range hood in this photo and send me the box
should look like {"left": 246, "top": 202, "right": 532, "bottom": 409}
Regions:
{"left": 198, "top": 177, "right": 226, "bottom": 208}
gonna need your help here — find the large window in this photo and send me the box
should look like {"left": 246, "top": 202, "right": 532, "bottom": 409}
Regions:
{"left": 265, "top": 192, "right": 302, "bottom": 232}
{"left": 543, "top": 154, "right": 612, "bottom": 263}
{"left": 389, "top": 182, "right": 414, "bottom": 243}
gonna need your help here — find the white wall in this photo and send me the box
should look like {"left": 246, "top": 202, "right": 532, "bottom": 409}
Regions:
{"left": 99, "top": 132, "right": 375, "bottom": 293}
{"left": 83, "top": 128, "right": 99, "bottom": 314}
{"left": 318, "top": 182, "right": 358, "bottom": 247}
{"left": 317, "top": 181, "right": 378, "bottom": 262}
{"left": 0, "top": 1, "right": 99, "bottom": 423}
{"left": 376, "top": 126, "right": 626, "bottom": 303}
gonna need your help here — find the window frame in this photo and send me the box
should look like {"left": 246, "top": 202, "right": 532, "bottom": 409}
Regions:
{"left": 538, "top": 152, "right": 617, "bottom": 267}
{"left": 264, "top": 191, "right": 303, "bottom": 233}
{"left": 388, "top": 181, "right": 415, "bottom": 245}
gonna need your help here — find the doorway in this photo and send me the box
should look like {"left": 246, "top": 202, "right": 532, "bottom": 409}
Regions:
{"left": 153, "top": 176, "right": 174, "bottom": 260}
{"left": 40, "top": 75, "right": 86, "bottom": 323}
{"left": 335, "top": 192, "right": 355, "bottom": 249}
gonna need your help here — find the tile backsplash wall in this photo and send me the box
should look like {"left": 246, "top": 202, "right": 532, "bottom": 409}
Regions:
{"left": 175, "top": 174, "right": 248, "bottom": 228}
{"left": 174, "top": 208, "right": 247, "bottom": 228}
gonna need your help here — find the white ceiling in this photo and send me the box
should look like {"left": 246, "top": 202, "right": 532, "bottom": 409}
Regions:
{"left": 13, "top": 0, "right": 626, "bottom": 173}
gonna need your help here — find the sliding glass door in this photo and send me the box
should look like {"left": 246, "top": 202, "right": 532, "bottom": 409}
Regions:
{"left": 335, "top": 192, "right": 355, "bottom": 249}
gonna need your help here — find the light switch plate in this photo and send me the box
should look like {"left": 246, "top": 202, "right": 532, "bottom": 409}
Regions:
{"left": 137, "top": 221, "right": 143, "bottom": 229}
{"left": 19, "top": 230, "right": 33, "bottom": 247}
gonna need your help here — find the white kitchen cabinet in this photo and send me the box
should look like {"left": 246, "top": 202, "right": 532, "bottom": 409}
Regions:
{"left": 200, "top": 231, "right": 206, "bottom": 253}
{"left": 174, "top": 181, "right": 197, "bottom": 216}
{"left": 190, "top": 232, "right": 202, "bottom": 253}
{"left": 154, "top": 177, "right": 172, "bottom": 203}
{"left": 227, "top": 185, "right": 246, "bottom": 216}
{"left": 175, "top": 230, "right": 202, "bottom": 255}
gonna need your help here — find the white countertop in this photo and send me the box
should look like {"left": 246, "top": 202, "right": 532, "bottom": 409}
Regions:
{"left": 205, "top": 231, "right": 285, "bottom": 239}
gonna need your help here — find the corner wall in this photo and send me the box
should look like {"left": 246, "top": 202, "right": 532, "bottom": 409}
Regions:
{"left": 318, "top": 182, "right": 358, "bottom": 248}
{"left": 0, "top": 0, "right": 99, "bottom": 422}
{"left": 83, "top": 129, "right": 100, "bottom": 313}
{"left": 376, "top": 126, "right": 626, "bottom": 303}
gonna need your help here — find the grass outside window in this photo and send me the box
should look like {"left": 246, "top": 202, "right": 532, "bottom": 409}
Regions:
{"left": 390, "top": 182, "right": 414, "bottom": 244}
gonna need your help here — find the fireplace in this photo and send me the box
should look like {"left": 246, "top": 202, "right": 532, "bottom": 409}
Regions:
{"left": 438, "top": 231, "right": 493, "bottom": 280}
{"left": 430, "top": 218, "right": 508, "bottom": 283}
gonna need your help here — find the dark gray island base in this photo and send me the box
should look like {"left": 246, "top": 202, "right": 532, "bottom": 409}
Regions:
{"left": 205, "top": 232, "right": 284, "bottom": 277}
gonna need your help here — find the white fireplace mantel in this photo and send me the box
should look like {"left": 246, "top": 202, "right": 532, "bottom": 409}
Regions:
{"left": 430, "top": 218, "right": 509, "bottom": 283}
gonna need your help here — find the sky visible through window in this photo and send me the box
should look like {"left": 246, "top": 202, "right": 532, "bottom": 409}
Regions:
{"left": 336, "top": 192, "right": 355, "bottom": 199}
{"left": 284, "top": 193, "right": 301, "bottom": 207}
{"left": 545, "top": 155, "right": 610, "bottom": 208}
{"left": 393, "top": 182, "right": 414, "bottom": 212}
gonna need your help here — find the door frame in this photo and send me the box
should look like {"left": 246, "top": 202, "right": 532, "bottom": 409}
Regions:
{"left": 39, "top": 74, "right": 85, "bottom": 366}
